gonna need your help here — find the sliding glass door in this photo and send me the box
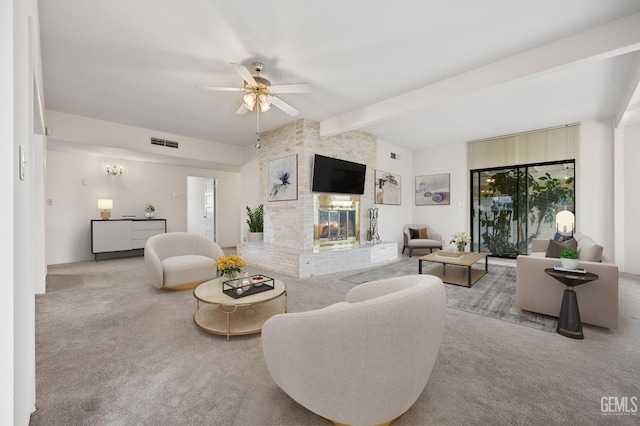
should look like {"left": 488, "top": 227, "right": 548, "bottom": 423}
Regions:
{"left": 471, "top": 160, "right": 575, "bottom": 258}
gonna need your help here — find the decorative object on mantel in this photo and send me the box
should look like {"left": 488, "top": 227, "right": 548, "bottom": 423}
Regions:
{"left": 450, "top": 231, "right": 471, "bottom": 253}
{"left": 415, "top": 173, "right": 450, "bottom": 205}
{"left": 98, "top": 199, "right": 113, "bottom": 220}
{"left": 374, "top": 169, "right": 401, "bottom": 205}
{"left": 559, "top": 248, "right": 579, "bottom": 270}
{"left": 367, "top": 208, "right": 380, "bottom": 244}
{"left": 269, "top": 154, "right": 298, "bottom": 201}
{"left": 246, "top": 204, "right": 264, "bottom": 242}
{"left": 144, "top": 203, "right": 155, "bottom": 219}
{"left": 215, "top": 254, "right": 246, "bottom": 281}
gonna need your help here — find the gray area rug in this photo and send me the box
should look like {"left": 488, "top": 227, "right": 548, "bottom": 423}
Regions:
{"left": 343, "top": 258, "right": 558, "bottom": 333}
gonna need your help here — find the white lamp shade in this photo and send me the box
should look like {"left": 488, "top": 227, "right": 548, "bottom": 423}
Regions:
{"left": 556, "top": 210, "right": 575, "bottom": 234}
{"left": 98, "top": 199, "right": 113, "bottom": 210}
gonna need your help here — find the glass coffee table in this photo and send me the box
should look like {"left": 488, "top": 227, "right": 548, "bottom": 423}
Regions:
{"left": 193, "top": 277, "right": 287, "bottom": 340}
{"left": 418, "top": 251, "right": 489, "bottom": 287}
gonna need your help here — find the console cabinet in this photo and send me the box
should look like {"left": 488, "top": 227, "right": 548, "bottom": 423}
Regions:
{"left": 91, "top": 219, "right": 166, "bottom": 260}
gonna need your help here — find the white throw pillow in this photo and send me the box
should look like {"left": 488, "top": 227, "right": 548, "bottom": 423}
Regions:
{"left": 577, "top": 236, "right": 603, "bottom": 262}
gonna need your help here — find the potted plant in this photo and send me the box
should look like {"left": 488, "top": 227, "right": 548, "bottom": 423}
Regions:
{"left": 559, "top": 248, "right": 579, "bottom": 269}
{"left": 246, "top": 204, "right": 264, "bottom": 242}
{"left": 144, "top": 203, "right": 155, "bottom": 219}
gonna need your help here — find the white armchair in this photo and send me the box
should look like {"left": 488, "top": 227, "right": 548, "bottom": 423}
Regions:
{"left": 261, "top": 275, "right": 446, "bottom": 426}
{"left": 144, "top": 232, "right": 224, "bottom": 290}
{"left": 402, "top": 224, "right": 443, "bottom": 257}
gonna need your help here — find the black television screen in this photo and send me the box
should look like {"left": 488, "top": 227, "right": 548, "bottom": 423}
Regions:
{"left": 312, "top": 154, "right": 367, "bottom": 194}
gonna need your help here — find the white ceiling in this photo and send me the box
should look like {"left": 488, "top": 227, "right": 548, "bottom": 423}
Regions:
{"left": 39, "top": 1, "right": 640, "bottom": 153}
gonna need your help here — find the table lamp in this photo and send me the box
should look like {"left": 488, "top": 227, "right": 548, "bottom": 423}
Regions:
{"left": 98, "top": 199, "right": 113, "bottom": 220}
{"left": 556, "top": 209, "right": 575, "bottom": 236}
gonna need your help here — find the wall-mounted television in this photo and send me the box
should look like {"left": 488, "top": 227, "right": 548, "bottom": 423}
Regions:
{"left": 312, "top": 154, "right": 367, "bottom": 195}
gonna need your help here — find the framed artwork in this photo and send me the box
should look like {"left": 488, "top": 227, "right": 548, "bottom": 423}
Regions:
{"left": 268, "top": 154, "right": 298, "bottom": 201}
{"left": 374, "top": 170, "right": 401, "bottom": 205}
{"left": 415, "top": 173, "right": 450, "bottom": 205}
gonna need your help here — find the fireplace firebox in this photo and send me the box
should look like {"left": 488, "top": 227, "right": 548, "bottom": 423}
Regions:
{"left": 313, "top": 194, "right": 361, "bottom": 251}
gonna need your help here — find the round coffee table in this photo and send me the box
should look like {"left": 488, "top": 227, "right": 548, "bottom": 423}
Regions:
{"left": 193, "top": 277, "right": 287, "bottom": 340}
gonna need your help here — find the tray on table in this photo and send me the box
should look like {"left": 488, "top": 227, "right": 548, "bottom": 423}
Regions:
{"left": 222, "top": 274, "right": 275, "bottom": 299}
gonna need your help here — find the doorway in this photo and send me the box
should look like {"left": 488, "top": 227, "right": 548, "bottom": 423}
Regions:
{"left": 187, "top": 176, "right": 216, "bottom": 241}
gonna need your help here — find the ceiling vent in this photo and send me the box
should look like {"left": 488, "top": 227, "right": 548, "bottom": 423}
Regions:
{"left": 150, "top": 137, "right": 179, "bottom": 149}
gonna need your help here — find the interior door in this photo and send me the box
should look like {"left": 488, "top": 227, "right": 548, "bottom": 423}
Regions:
{"left": 205, "top": 179, "right": 215, "bottom": 241}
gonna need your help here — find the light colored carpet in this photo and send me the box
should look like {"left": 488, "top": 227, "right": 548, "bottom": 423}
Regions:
{"left": 344, "top": 258, "right": 557, "bottom": 332}
{"left": 31, "top": 256, "right": 640, "bottom": 425}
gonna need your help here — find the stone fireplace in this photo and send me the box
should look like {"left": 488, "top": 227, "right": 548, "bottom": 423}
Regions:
{"left": 238, "top": 119, "right": 397, "bottom": 278}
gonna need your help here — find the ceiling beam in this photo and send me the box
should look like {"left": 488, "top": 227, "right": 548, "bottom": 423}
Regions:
{"left": 614, "top": 52, "right": 640, "bottom": 129}
{"left": 320, "top": 12, "right": 640, "bottom": 137}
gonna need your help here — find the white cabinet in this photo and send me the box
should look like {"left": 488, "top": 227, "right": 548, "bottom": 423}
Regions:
{"left": 132, "top": 220, "right": 166, "bottom": 249}
{"left": 91, "top": 219, "right": 166, "bottom": 259}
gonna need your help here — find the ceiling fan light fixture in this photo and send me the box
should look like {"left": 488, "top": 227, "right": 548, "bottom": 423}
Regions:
{"left": 258, "top": 94, "right": 271, "bottom": 112}
{"left": 242, "top": 93, "right": 256, "bottom": 111}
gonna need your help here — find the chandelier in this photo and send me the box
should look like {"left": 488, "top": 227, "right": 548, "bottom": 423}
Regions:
{"left": 106, "top": 165, "right": 123, "bottom": 177}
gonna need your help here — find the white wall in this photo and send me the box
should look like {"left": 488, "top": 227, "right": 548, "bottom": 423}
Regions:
{"left": 46, "top": 110, "right": 245, "bottom": 170}
{"left": 623, "top": 124, "right": 640, "bottom": 273}
{"left": 375, "top": 139, "right": 413, "bottom": 250}
{"left": 577, "top": 120, "right": 615, "bottom": 262}
{"left": 1, "top": 0, "right": 15, "bottom": 421}
{"left": 6, "top": 0, "right": 45, "bottom": 423}
{"left": 412, "top": 142, "right": 469, "bottom": 247}
{"left": 46, "top": 151, "right": 241, "bottom": 264}
{"left": 240, "top": 152, "right": 261, "bottom": 242}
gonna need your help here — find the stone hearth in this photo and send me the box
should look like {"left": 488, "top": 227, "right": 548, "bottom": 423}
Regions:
{"left": 238, "top": 241, "right": 397, "bottom": 278}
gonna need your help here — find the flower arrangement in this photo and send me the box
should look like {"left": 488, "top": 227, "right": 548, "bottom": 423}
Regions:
{"left": 450, "top": 232, "right": 471, "bottom": 252}
{"left": 144, "top": 204, "right": 155, "bottom": 213}
{"left": 215, "top": 255, "right": 246, "bottom": 279}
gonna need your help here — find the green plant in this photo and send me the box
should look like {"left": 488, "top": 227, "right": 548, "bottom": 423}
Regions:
{"left": 559, "top": 248, "right": 579, "bottom": 259}
{"left": 144, "top": 203, "right": 155, "bottom": 213}
{"left": 246, "top": 204, "right": 264, "bottom": 232}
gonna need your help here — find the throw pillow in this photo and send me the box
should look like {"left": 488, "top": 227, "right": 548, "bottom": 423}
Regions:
{"left": 418, "top": 228, "right": 429, "bottom": 239}
{"left": 409, "top": 228, "right": 419, "bottom": 239}
{"left": 545, "top": 238, "right": 577, "bottom": 258}
{"left": 577, "top": 236, "right": 603, "bottom": 262}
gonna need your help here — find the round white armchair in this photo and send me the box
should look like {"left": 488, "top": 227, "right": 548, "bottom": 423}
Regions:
{"left": 261, "top": 274, "right": 446, "bottom": 426}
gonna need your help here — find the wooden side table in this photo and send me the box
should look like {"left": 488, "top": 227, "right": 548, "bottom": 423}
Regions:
{"left": 544, "top": 268, "right": 599, "bottom": 339}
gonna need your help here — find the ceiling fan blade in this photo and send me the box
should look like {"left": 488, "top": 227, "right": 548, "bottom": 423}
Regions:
{"left": 236, "top": 104, "right": 249, "bottom": 115}
{"left": 199, "top": 86, "right": 245, "bottom": 92}
{"left": 230, "top": 63, "right": 258, "bottom": 87}
{"left": 271, "top": 83, "right": 311, "bottom": 94}
{"left": 270, "top": 96, "right": 300, "bottom": 116}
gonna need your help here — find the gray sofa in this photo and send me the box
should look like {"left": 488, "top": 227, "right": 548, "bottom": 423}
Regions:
{"left": 516, "top": 235, "right": 618, "bottom": 329}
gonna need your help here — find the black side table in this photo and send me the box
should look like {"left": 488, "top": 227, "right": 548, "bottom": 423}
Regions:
{"left": 544, "top": 268, "right": 599, "bottom": 339}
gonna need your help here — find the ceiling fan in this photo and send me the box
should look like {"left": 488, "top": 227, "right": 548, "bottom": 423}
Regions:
{"left": 201, "top": 62, "right": 310, "bottom": 116}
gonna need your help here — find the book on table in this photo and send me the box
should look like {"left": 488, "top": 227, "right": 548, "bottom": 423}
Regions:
{"left": 553, "top": 265, "right": 586, "bottom": 273}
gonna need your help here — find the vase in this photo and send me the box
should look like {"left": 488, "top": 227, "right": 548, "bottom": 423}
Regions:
{"left": 145, "top": 212, "right": 154, "bottom": 219}
{"left": 247, "top": 232, "right": 263, "bottom": 242}
{"left": 457, "top": 243, "right": 466, "bottom": 253}
{"left": 561, "top": 258, "right": 579, "bottom": 269}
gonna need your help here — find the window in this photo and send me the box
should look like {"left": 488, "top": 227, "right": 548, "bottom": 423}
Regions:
{"left": 471, "top": 160, "right": 575, "bottom": 258}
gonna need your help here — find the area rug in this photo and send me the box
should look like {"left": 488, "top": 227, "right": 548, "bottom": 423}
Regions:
{"left": 342, "top": 258, "right": 558, "bottom": 333}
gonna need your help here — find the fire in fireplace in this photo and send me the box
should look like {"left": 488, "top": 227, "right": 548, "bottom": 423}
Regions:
{"left": 314, "top": 194, "right": 360, "bottom": 251}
